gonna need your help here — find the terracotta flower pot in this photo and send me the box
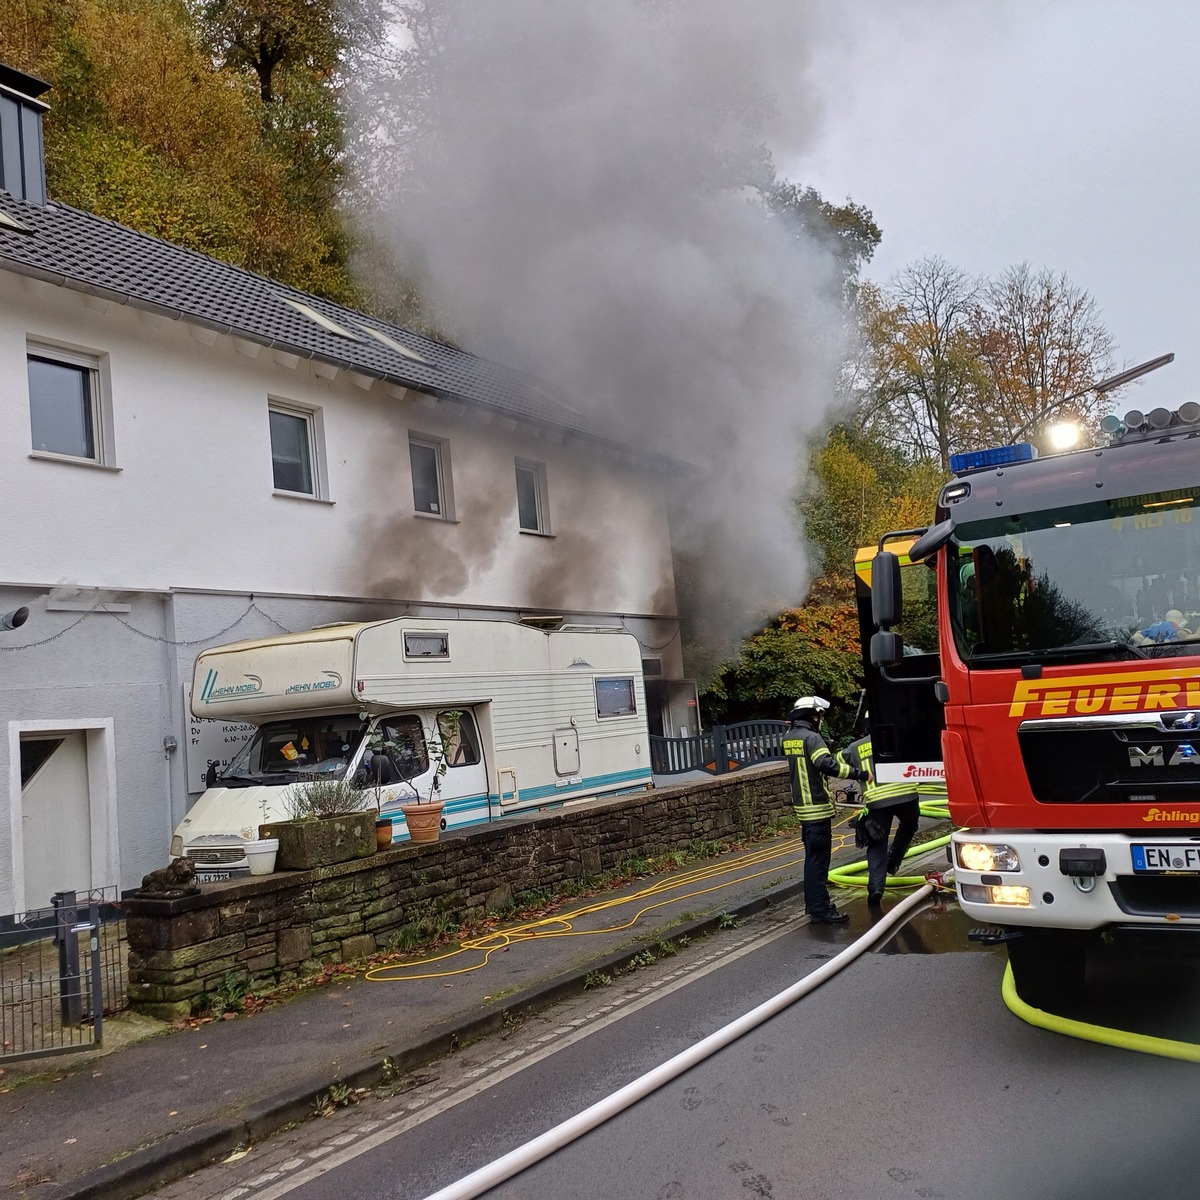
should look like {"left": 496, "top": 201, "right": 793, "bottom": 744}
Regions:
{"left": 399, "top": 800, "right": 445, "bottom": 844}
{"left": 375, "top": 817, "right": 393, "bottom": 851}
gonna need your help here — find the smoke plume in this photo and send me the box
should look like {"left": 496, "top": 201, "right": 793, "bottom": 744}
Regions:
{"left": 358, "top": 1, "right": 851, "bottom": 649}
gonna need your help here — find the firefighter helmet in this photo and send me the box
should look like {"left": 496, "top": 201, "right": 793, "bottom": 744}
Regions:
{"left": 790, "top": 695, "right": 830, "bottom": 721}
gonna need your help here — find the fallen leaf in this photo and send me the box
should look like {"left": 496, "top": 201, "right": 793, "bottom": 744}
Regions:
{"left": 169, "top": 1111, "right": 178, "bottom": 1116}
{"left": 64, "top": 1138, "right": 77, "bottom": 1145}
{"left": 342, "top": 1023, "right": 351, "bottom": 1028}
{"left": 199, "top": 1044, "right": 208, "bottom": 1049}
{"left": 224, "top": 1148, "right": 250, "bottom": 1163}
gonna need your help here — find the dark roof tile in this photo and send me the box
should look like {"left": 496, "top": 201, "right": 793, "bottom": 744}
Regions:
{"left": 0, "top": 189, "right": 640, "bottom": 451}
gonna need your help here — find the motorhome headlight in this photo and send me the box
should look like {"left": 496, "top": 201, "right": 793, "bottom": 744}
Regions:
{"left": 171, "top": 835, "right": 183, "bottom": 857}
{"left": 960, "top": 883, "right": 1032, "bottom": 906}
{"left": 956, "top": 841, "right": 1021, "bottom": 872}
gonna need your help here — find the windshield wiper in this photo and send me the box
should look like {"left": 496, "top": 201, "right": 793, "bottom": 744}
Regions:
{"left": 1036, "top": 640, "right": 1149, "bottom": 661}
{"left": 971, "top": 640, "right": 1149, "bottom": 665}
{"left": 215, "top": 773, "right": 264, "bottom": 787}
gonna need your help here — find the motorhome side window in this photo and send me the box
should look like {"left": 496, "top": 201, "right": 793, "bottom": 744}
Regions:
{"left": 375, "top": 716, "right": 430, "bottom": 780}
{"left": 438, "top": 710, "right": 481, "bottom": 766}
{"left": 595, "top": 677, "right": 636, "bottom": 718}
{"left": 404, "top": 632, "right": 449, "bottom": 659}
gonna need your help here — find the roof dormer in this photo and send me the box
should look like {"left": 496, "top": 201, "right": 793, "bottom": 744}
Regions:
{"left": 0, "top": 63, "right": 50, "bottom": 205}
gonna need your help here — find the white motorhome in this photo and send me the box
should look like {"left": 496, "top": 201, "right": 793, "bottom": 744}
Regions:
{"left": 172, "top": 618, "right": 653, "bottom": 878}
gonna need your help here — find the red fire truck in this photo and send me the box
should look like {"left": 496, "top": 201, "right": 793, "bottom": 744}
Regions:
{"left": 865, "top": 383, "right": 1200, "bottom": 1007}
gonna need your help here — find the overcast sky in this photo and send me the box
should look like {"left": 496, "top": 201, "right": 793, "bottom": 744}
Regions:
{"left": 791, "top": 0, "right": 1200, "bottom": 413}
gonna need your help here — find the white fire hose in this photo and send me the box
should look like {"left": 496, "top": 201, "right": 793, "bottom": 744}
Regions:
{"left": 421, "top": 883, "right": 936, "bottom": 1200}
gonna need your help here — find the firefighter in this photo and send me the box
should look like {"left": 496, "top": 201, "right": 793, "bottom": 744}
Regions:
{"left": 839, "top": 714, "right": 920, "bottom": 906}
{"left": 783, "top": 696, "right": 870, "bottom": 924}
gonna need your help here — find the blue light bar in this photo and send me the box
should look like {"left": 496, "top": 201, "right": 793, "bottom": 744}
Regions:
{"left": 949, "top": 442, "right": 1037, "bottom": 475}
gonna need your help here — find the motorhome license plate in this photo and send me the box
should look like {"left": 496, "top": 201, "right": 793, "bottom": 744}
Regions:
{"left": 1131, "top": 844, "right": 1200, "bottom": 873}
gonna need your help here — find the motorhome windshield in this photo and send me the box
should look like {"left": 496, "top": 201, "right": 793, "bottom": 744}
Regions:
{"left": 218, "top": 713, "right": 367, "bottom": 787}
{"left": 949, "top": 488, "right": 1200, "bottom": 667}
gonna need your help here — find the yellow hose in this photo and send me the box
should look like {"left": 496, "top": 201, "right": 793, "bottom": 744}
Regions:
{"left": 1001, "top": 961, "right": 1200, "bottom": 1063}
{"left": 827, "top": 800, "right": 951, "bottom": 890}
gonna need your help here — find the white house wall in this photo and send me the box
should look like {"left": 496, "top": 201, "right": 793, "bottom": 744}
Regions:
{"left": 1, "top": 272, "right": 678, "bottom": 614}
{"left": 0, "top": 270, "right": 686, "bottom": 908}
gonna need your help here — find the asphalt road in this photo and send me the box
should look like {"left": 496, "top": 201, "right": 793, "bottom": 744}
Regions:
{"left": 155, "top": 897, "right": 1200, "bottom": 1200}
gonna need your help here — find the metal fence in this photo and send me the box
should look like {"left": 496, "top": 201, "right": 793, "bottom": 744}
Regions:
{"left": 1, "top": 888, "right": 126, "bottom": 1063}
{"left": 650, "top": 720, "right": 789, "bottom": 776}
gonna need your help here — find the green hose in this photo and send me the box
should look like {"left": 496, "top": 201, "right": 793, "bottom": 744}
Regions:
{"left": 827, "top": 801, "right": 951, "bottom": 890}
{"left": 1001, "top": 961, "right": 1200, "bottom": 1062}
{"left": 828, "top": 802, "right": 1200, "bottom": 1061}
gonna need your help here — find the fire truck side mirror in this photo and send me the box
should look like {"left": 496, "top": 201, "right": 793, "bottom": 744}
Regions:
{"left": 870, "top": 630, "right": 903, "bottom": 667}
{"left": 871, "top": 551, "right": 902, "bottom": 628}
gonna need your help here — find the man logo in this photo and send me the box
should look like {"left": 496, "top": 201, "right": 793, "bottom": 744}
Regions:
{"left": 1128, "top": 744, "right": 1200, "bottom": 768}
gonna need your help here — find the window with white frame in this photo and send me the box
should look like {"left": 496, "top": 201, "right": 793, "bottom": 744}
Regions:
{"left": 595, "top": 677, "right": 637, "bottom": 718}
{"left": 410, "top": 433, "right": 453, "bottom": 518}
{"left": 269, "top": 402, "right": 323, "bottom": 497}
{"left": 515, "top": 458, "right": 550, "bottom": 534}
{"left": 27, "top": 344, "right": 109, "bottom": 463}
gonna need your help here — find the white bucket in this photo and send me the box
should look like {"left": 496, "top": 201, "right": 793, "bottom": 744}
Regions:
{"left": 244, "top": 837, "right": 279, "bottom": 876}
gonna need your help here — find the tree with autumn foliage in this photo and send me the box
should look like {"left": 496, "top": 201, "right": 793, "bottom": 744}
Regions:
{"left": 797, "top": 425, "right": 945, "bottom": 600}
{"left": 701, "top": 605, "right": 863, "bottom": 740}
{"left": 0, "top": 0, "right": 364, "bottom": 302}
{"left": 967, "top": 263, "right": 1117, "bottom": 446}
{"left": 855, "top": 256, "right": 1121, "bottom": 470}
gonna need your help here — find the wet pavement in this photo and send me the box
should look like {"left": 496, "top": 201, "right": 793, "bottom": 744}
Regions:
{"left": 5, "top": 815, "right": 924, "bottom": 1200}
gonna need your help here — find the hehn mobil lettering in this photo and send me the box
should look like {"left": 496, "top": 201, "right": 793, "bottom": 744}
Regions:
{"left": 199, "top": 669, "right": 261, "bottom": 703}
{"left": 285, "top": 679, "right": 339, "bottom": 695}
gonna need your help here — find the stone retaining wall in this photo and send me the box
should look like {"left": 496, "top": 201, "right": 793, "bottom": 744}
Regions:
{"left": 125, "top": 768, "right": 791, "bottom": 1019}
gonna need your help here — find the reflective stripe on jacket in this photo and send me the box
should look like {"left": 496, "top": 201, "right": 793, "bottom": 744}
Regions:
{"left": 838, "top": 736, "right": 920, "bottom": 810}
{"left": 783, "top": 722, "right": 860, "bottom": 822}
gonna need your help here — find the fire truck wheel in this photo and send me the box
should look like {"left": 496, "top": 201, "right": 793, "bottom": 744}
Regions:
{"left": 1007, "top": 930, "right": 1086, "bottom": 1012}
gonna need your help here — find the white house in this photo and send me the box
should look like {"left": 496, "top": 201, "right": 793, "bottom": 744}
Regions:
{"left": 0, "top": 64, "right": 697, "bottom": 913}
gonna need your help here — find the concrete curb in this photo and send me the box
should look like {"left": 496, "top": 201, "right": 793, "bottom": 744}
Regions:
{"left": 43, "top": 878, "right": 809, "bottom": 1200}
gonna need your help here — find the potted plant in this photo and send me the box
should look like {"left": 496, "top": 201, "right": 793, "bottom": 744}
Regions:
{"left": 262, "top": 778, "right": 375, "bottom": 870}
{"left": 240, "top": 825, "right": 279, "bottom": 875}
{"left": 397, "top": 711, "right": 461, "bottom": 845}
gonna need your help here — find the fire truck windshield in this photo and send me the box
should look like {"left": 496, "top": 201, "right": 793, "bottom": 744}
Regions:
{"left": 948, "top": 489, "right": 1200, "bottom": 667}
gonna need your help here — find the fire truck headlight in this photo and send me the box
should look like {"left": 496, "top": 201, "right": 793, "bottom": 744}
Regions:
{"left": 171, "top": 835, "right": 183, "bottom": 857}
{"left": 960, "top": 883, "right": 1032, "bottom": 906}
{"left": 956, "top": 841, "right": 1021, "bottom": 872}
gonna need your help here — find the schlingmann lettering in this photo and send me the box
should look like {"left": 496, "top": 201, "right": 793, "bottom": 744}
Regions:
{"left": 1142, "top": 807, "right": 1200, "bottom": 824}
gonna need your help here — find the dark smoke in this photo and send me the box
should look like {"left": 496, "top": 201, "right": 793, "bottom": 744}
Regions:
{"left": 357, "top": 1, "right": 851, "bottom": 649}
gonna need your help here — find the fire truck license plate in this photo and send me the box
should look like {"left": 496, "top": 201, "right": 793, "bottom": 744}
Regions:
{"left": 1131, "top": 845, "right": 1200, "bottom": 873}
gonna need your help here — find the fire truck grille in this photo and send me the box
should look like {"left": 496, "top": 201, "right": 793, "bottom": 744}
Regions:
{"left": 1018, "top": 726, "right": 1200, "bottom": 805}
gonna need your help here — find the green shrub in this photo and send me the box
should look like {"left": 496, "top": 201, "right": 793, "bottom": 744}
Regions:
{"left": 282, "top": 778, "right": 370, "bottom": 820}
